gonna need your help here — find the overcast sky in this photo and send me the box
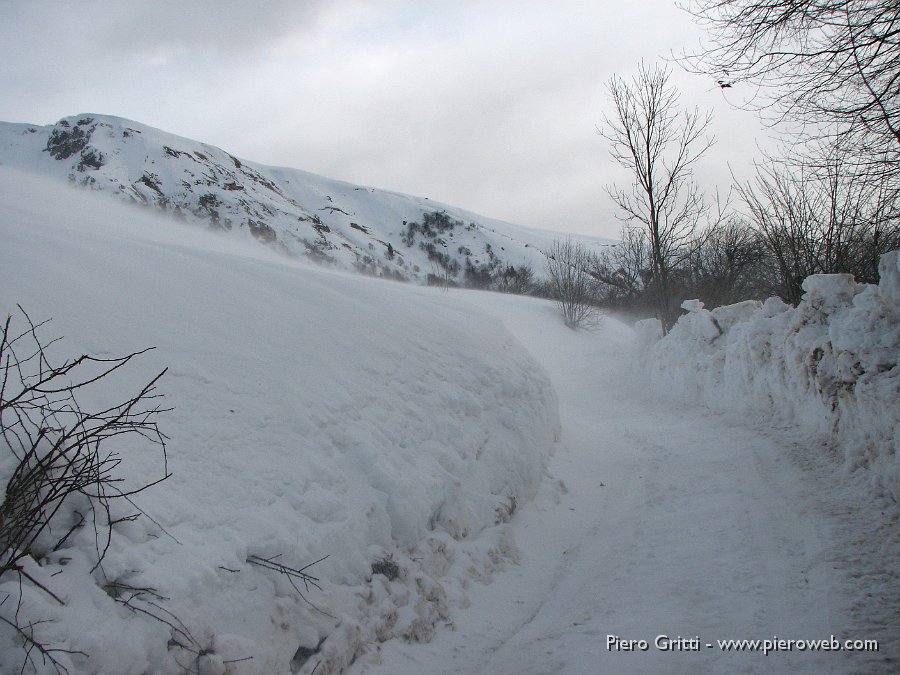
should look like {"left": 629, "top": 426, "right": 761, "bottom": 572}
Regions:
{"left": 1, "top": 0, "right": 772, "bottom": 238}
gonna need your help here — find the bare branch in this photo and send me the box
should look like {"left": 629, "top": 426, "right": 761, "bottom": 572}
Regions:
{"left": 0, "top": 307, "right": 172, "bottom": 670}
{"left": 679, "top": 0, "right": 900, "bottom": 197}
{"left": 600, "top": 62, "right": 718, "bottom": 329}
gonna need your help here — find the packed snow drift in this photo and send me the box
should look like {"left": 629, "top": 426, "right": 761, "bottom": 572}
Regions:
{"left": 0, "top": 167, "right": 559, "bottom": 673}
{"left": 636, "top": 259, "right": 900, "bottom": 501}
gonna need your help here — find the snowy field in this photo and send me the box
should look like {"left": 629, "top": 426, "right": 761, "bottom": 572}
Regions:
{"left": 1, "top": 166, "right": 898, "bottom": 673}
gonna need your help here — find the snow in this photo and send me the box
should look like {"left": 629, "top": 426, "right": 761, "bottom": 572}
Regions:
{"left": 637, "top": 260, "right": 900, "bottom": 501}
{"left": 348, "top": 290, "right": 898, "bottom": 674}
{"left": 1, "top": 164, "right": 898, "bottom": 674}
{"left": 0, "top": 167, "right": 559, "bottom": 673}
{"left": 0, "top": 114, "right": 615, "bottom": 285}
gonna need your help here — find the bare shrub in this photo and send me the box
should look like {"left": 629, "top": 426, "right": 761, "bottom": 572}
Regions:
{"left": 738, "top": 155, "right": 900, "bottom": 304}
{"left": 0, "top": 306, "right": 170, "bottom": 673}
{"left": 545, "top": 239, "right": 602, "bottom": 330}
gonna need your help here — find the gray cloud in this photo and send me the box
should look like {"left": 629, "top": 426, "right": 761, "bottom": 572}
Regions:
{"left": 16, "top": 1, "right": 337, "bottom": 56}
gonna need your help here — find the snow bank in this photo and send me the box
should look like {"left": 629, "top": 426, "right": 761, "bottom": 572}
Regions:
{"left": 637, "top": 253, "right": 900, "bottom": 500}
{"left": 0, "top": 168, "right": 560, "bottom": 673}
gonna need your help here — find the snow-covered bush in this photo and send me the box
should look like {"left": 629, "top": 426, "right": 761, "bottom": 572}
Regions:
{"left": 638, "top": 250, "right": 900, "bottom": 500}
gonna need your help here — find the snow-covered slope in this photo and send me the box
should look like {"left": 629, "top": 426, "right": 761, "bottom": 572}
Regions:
{"left": 0, "top": 166, "right": 560, "bottom": 673}
{"left": 0, "top": 114, "right": 613, "bottom": 285}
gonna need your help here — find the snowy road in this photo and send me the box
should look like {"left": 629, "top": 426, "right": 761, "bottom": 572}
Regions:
{"left": 350, "top": 291, "right": 892, "bottom": 674}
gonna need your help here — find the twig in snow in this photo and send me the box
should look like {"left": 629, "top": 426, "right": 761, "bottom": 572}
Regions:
{"left": 247, "top": 554, "right": 336, "bottom": 618}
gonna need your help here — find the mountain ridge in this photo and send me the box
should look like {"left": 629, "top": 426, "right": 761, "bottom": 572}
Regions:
{"left": 0, "top": 113, "right": 614, "bottom": 286}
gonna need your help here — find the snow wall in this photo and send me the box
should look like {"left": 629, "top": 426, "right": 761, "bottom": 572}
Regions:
{"left": 0, "top": 168, "right": 561, "bottom": 674}
{"left": 636, "top": 250, "right": 900, "bottom": 501}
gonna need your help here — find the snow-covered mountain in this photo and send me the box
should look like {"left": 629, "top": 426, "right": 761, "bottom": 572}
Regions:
{"left": 0, "top": 114, "right": 613, "bottom": 285}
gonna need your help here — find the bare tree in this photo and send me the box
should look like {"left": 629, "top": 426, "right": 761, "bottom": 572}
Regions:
{"left": 681, "top": 0, "right": 900, "bottom": 196}
{"left": 600, "top": 62, "right": 719, "bottom": 330}
{"left": 680, "top": 217, "right": 773, "bottom": 306}
{"left": 737, "top": 150, "right": 899, "bottom": 303}
{"left": 591, "top": 227, "right": 652, "bottom": 312}
{"left": 495, "top": 264, "right": 536, "bottom": 296}
{"left": 545, "top": 239, "right": 601, "bottom": 329}
{"left": 592, "top": 218, "right": 771, "bottom": 317}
